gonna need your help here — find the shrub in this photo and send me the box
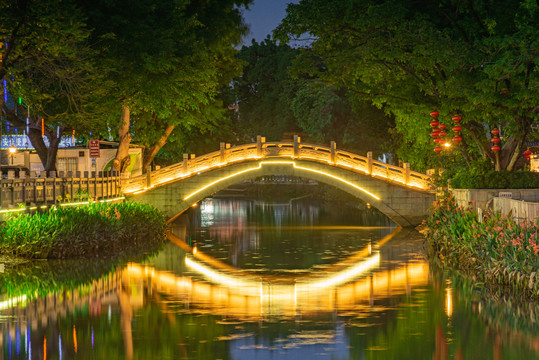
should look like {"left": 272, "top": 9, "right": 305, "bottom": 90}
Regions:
{"left": 449, "top": 170, "right": 539, "bottom": 189}
{"left": 425, "top": 191, "right": 539, "bottom": 299}
{"left": 0, "top": 201, "right": 167, "bottom": 259}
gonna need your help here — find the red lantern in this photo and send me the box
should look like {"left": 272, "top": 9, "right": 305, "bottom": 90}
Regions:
{"left": 492, "top": 145, "right": 500, "bottom": 153}
{"left": 452, "top": 126, "right": 461, "bottom": 133}
{"left": 431, "top": 131, "right": 440, "bottom": 138}
{"left": 434, "top": 147, "right": 443, "bottom": 153}
{"left": 453, "top": 136, "right": 462, "bottom": 143}
{"left": 524, "top": 150, "right": 532, "bottom": 160}
{"left": 439, "top": 131, "right": 447, "bottom": 137}
{"left": 434, "top": 138, "right": 441, "bottom": 143}
{"left": 491, "top": 137, "right": 500, "bottom": 143}
{"left": 439, "top": 124, "right": 447, "bottom": 130}
{"left": 430, "top": 111, "right": 439, "bottom": 118}
{"left": 452, "top": 115, "right": 461, "bottom": 123}
{"left": 491, "top": 128, "right": 500, "bottom": 136}
{"left": 430, "top": 120, "right": 439, "bottom": 128}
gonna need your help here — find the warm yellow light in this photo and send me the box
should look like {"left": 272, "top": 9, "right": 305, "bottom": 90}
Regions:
{"left": 299, "top": 253, "right": 380, "bottom": 289}
{"left": 8, "top": 145, "right": 16, "bottom": 154}
{"left": 184, "top": 161, "right": 380, "bottom": 201}
{"left": 445, "top": 282, "right": 453, "bottom": 317}
{"left": 444, "top": 142, "right": 451, "bottom": 148}
{"left": 0, "top": 294, "right": 27, "bottom": 311}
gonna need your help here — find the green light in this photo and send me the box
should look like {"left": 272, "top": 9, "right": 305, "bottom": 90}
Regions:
{"left": 18, "top": 98, "right": 21, "bottom": 104}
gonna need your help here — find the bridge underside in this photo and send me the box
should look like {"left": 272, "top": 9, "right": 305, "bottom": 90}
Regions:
{"left": 127, "top": 158, "right": 435, "bottom": 227}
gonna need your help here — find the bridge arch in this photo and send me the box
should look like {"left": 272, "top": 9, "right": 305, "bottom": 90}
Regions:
{"left": 124, "top": 138, "right": 434, "bottom": 226}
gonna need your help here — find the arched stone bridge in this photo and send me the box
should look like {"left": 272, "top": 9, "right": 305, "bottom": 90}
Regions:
{"left": 124, "top": 136, "right": 435, "bottom": 227}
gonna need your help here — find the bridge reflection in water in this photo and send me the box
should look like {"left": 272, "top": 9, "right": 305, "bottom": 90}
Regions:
{"left": 2, "top": 228, "right": 539, "bottom": 359}
{"left": 0, "top": 228, "right": 427, "bottom": 357}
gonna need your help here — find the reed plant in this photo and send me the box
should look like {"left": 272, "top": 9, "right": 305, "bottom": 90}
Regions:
{"left": 0, "top": 201, "right": 166, "bottom": 259}
{"left": 425, "top": 191, "right": 539, "bottom": 300}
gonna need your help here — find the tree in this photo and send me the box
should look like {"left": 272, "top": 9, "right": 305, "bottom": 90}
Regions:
{"left": 78, "top": 0, "right": 251, "bottom": 172}
{"left": 226, "top": 38, "right": 393, "bottom": 155}
{"left": 0, "top": 0, "right": 109, "bottom": 171}
{"left": 276, "top": 0, "right": 538, "bottom": 171}
{"left": 228, "top": 38, "right": 302, "bottom": 141}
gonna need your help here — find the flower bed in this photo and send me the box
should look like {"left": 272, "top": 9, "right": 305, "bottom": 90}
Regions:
{"left": 0, "top": 201, "right": 167, "bottom": 259}
{"left": 425, "top": 192, "right": 539, "bottom": 300}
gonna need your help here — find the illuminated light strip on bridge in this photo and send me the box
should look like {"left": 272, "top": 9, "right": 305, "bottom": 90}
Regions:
{"left": 184, "top": 161, "right": 381, "bottom": 201}
{"left": 184, "top": 252, "right": 380, "bottom": 295}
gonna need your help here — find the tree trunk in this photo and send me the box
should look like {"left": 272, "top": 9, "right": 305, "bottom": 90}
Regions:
{"left": 27, "top": 127, "right": 53, "bottom": 170}
{"left": 45, "top": 136, "right": 61, "bottom": 172}
{"left": 142, "top": 124, "right": 175, "bottom": 171}
{"left": 3, "top": 105, "right": 62, "bottom": 171}
{"left": 113, "top": 106, "right": 132, "bottom": 172}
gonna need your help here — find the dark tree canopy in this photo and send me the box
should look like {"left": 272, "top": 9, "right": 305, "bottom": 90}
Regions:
{"left": 276, "top": 0, "right": 538, "bottom": 171}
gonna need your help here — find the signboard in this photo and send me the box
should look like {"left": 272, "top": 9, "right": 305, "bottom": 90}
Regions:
{"left": 1, "top": 135, "right": 75, "bottom": 149}
{"left": 89, "top": 139, "right": 100, "bottom": 158}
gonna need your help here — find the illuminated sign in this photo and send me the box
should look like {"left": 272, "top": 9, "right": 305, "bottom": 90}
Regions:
{"left": 0, "top": 135, "right": 76, "bottom": 150}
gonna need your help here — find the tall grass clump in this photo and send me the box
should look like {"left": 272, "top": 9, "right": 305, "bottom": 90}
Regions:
{"left": 0, "top": 201, "right": 166, "bottom": 259}
{"left": 425, "top": 191, "right": 539, "bottom": 300}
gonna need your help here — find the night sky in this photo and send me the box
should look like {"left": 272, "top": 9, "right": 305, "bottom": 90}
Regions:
{"left": 241, "top": 0, "right": 300, "bottom": 44}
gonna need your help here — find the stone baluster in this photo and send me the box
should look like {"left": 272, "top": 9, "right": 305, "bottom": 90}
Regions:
{"left": 330, "top": 141, "right": 336, "bottom": 164}
{"left": 403, "top": 163, "right": 410, "bottom": 185}
{"left": 293, "top": 135, "right": 301, "bottom": 158}
{"left": 183, "top": 154, "right": 189, "bottom": 175}
{"left": 367, "top": 152, "right": 373, "bottom": 175}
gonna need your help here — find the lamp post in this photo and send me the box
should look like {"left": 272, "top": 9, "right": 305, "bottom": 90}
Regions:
{"left": 9, "top": 144, "right": 16, "bottom": 164}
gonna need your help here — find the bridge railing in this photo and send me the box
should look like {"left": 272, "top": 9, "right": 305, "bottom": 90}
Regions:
{"left": 122, "top": 136, "right": 433, "bottom": 194}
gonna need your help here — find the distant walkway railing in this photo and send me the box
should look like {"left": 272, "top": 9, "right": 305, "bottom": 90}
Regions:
{"left": 123, "top": 136, "right": 433, "bottom": 194}
{"left": 0, "top": 170, "right": 121, "bottom": 209}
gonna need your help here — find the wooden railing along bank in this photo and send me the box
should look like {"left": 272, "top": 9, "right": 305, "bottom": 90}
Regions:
{"left": 0, "top": 170, "right": 121, "bottom": 210}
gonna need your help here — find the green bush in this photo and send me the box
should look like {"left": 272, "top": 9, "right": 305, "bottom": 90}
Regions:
{"left": 0, "top": 201, "right": 167, "bottom": 259}
{"left": 449, "top": 170, "right": 539, "bottom": 189}
{"left": 425, "top": 191, "right": 539, "bottom": 300}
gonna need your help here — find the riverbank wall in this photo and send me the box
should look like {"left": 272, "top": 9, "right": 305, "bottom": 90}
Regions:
{"left": 451, "top": 189, "right": 539, "bottom": 222}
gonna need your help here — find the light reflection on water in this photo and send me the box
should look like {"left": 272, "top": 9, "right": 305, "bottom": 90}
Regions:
{"left": 1, "top": 197, "right": 539, "bottom": 359}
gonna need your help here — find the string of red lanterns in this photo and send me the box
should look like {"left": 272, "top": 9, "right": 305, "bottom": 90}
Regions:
{"left": 524, "top": 149, "right": 532, "bottom": 160}
{"left": 452, "top": 116, "right": 462, "bottom": 143}
{"left": 430, "top": 111, "right": 463, "bottom": 154}
{"left": 429, "top": 111, "right": 443, "bottom": 153}
{"left": 491, "top": 128, "right": 501, "bottom": 153}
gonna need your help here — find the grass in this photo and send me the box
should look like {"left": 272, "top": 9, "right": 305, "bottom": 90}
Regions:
{"left": 0, "top": 201, "right": 167, "bottom": 259}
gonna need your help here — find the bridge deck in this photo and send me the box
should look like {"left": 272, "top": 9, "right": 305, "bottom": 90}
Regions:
{"left": 123, "top": 137, "right": 433, "bottom": 195}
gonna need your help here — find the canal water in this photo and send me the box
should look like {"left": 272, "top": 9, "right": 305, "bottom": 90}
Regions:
{"left": 2, "top": 194, "right": 539, "bottom": 359}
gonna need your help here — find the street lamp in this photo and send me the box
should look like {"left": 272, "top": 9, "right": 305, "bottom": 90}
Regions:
{"left": 8, "top": 144, "right": 16, "bottom": 164}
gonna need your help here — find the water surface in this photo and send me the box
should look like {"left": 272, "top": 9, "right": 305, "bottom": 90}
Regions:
{"left": 2, "top": 196, "right": 539, "bottom": 359}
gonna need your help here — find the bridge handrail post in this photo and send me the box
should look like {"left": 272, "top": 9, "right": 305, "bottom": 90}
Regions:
{"left": 330, "top": 141, "right": 336, "bottom": 164}
{"left": 293, "top": 135, "right": 301, "bottom": 158}
{"left": 403, "top": 163, "right": 410, "bottom": 185}
{"left": 183, "top": 154, "right": 189, "bottom": 175}
{"left": 256, "top": 136, "right": 262, "bottom": 158}
{"left": 367, "top": 152, "right": 373, "bottom": 175}
{"left": 146, "top": 167, "right": 152, "bottom": 188}
{"left": 220, "top": 142, "right": 226, "bottom": 163}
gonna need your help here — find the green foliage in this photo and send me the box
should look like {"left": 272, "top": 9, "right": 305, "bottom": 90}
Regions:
{"left": 78, "top": 0, "right": 252, "bottom": 156}
{"left": 276, "top": 0, "right": 539, "bottom": 171}
{"left": 425, "top": 191, "right": 539, "bottom": 300}
{"left": 0, "top": 201, "right": 166, "bottom": 259}
{"left": 450, "top": 170, "right": 539, "bottom": 189}
{"left": 223, "top": 38, "right": 394, "bottom": 157}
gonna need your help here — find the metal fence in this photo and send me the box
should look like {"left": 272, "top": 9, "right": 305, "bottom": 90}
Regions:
{"left": 0, "top": 171, "right": 121, "bottom": 208}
